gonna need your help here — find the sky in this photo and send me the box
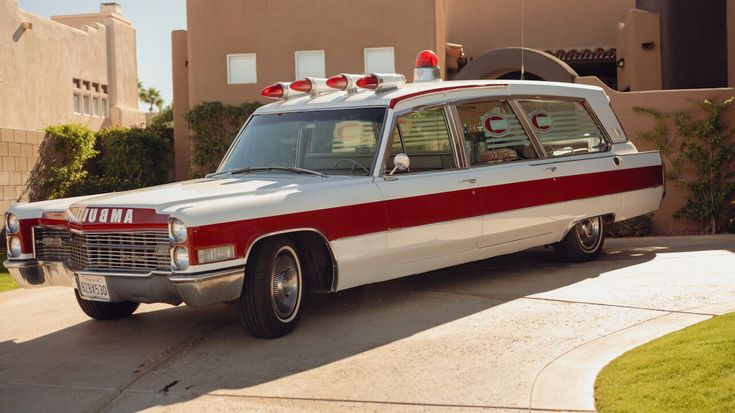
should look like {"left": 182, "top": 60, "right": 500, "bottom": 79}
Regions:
{"left": 17, "top": 0, "right": 187, "bottom": 111}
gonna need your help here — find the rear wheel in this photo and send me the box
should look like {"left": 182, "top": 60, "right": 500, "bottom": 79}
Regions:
{"left": 74, "top": 290, "right": 139, "bottom": 320}
{"left": 240, "top": 237, "right": 303, "bottom": 338}
{"left": 555, "top": 216, "right": 605, "bottom": 262}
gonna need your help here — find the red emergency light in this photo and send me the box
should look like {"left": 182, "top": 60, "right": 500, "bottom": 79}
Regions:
{"left": 415, "top": 50, "right": 439, "bottom": 68}
{"left": 413, "top": 50, "right": 441, "bottom": 83}
{"left": 355, "top": 73, "right": 406, "bottom": 92}
{"left": 355, "top": 75, "right": 379, "bottom": 90}
{"left": 261, "top": 83, "right": 287, "bottom": 99}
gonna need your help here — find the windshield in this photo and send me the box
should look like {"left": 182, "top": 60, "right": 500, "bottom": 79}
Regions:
{"left": 218, "top": 108, "right": 386, "bottom": 176}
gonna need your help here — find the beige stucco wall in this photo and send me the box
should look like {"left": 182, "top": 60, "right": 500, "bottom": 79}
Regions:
{"left": 172, "top": 30, "right": 190, "bottom": 180}
{"left": 184, "top": 0, "right": 445, "bottom": 106}
{"left": 577, "top": 76, "right": 735, "bottom": 234}
{"left": 0, "top": 1, "right": 144, "bottom": 131}
{"left": 444, "top": 0, "right": 635, "bottom": 59}
{"left": 0, "top": 128, "right": 41, "bottom": 217}
{"left": 616, "top": 9, "right": 662, "bottom": 91}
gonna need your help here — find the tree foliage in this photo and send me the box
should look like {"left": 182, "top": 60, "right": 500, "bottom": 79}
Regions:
{"left": 27, "top": 124, "right": 172, "bottom": 200}
{"left": 27, "top": 124, "right": 99, "bottom": 201}
{"left": 184, "top": 101, "right": 261, "bottom": 177}
{"left": 634, "top": 97, "right": 735, "bottom": 234}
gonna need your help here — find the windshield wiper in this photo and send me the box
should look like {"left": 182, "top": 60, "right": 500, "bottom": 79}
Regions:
{"left": 206, "top": 166, "right": 326, "bottom": 178}
{"left": 205, "top": 167, "right": 255, "bottom": 178}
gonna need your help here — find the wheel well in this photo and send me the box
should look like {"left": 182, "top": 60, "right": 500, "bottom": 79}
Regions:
{"left": 246, "top": 231, "right": 337, "bottom": 293}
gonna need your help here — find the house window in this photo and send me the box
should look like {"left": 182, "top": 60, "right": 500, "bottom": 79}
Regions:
{"left": 82, "top": 95, "right": 91, "bottom": 115}
{"left": 73, "top": 78, "right": 81, "bottom": 89}
{"left": 82, "top": 80, "right": 90, "bottom": 90}
{"left": 101, "top": 84, "right": 108, "bottom": 94}
{"left": 227, "top": 53, "right": 257, "bottom": 84}
{"left": 295, "top": 50, "right": 325, "bottom": 79}
{"left": 92, "top": 97, "right": 100, "bottom": 117}
{"left": 73, "top": 93, "right": 81, "bottom": 114}
{"left": 364, "top": 47, "right": 395, "bottom": 74}
{"left": 101, "top": 98, "right": 108, "bottom": 117}
{"left": 92, "top": 83, "right": 100, "bottom": 93}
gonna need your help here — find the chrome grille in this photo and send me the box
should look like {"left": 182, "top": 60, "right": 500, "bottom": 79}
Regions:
{"left": 33, "top": 227, "right": 72, "bottom": 262}
{"left": 34, "top": 227, "right": 170, "bottom": 273}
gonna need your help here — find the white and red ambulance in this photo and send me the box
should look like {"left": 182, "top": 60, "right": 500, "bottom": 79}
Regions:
{"left": 4, "top": 51, "right": 663, "bottom": 338}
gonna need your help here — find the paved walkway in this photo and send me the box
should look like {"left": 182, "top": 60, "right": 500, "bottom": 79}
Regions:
{"left": 1, "top": 236, "right": 734, "bottom": 412}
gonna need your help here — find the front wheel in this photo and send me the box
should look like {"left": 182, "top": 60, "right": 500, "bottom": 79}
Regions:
{"left": 554, "top": 216, "right": 605, "bottom": 262}
{"left": 239, "top": 237, "right": 303, "bottom": 338}
{"left": 74, "top": 290, "right": 139, "bottom": 320}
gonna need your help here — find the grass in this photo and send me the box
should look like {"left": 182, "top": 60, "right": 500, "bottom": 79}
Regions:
{"left": 595, "top": 312, "right": 735, "bottom": 413}
{"left": 0, "top": 252, "right": 18, "bottom": 292}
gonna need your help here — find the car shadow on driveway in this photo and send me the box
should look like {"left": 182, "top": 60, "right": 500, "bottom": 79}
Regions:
{"left": 1, "top": 237, "right": 731, "bottom": 412}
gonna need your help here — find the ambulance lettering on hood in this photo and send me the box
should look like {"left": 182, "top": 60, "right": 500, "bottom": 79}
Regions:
{"left": 68, "top": 207, "right": 134, "bottom": 224}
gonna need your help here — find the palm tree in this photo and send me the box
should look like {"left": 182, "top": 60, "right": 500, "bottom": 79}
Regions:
{"left": 139, "top": 87, "right": 164, "bottom": 112}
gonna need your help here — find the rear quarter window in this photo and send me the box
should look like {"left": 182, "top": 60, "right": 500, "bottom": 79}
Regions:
{"left": 518, "top": 99, "right": 609, "bottom": 157}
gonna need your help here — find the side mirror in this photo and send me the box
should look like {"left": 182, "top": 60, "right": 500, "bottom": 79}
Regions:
{"left": 386, "top": 153, "right": 410, "bottom": 179}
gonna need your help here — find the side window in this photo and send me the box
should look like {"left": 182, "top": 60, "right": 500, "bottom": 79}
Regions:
{"left": 518, "top": 99, "right": 608, "bottom": 157}
{"left": 456, "top": 100, "right": 538, "bottom": 166}
{"left": 389, "top": 108, "right": 457, "bottom": 173}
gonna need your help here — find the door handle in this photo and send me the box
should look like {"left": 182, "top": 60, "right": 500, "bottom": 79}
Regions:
{"left": 460, "top": 178, "right": 477, "bottom": 184}
{"left": 544, "top": 166, "right": 557, "bottom": 172}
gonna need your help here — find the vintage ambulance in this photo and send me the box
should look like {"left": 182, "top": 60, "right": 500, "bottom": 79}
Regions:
{"left": 4, "top": 51, "right": 664, "bottom": 338}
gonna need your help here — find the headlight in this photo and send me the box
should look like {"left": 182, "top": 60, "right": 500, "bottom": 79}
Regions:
{"left": 8, "top": 236, "right": 21, "bottom": 258}
{"left": 169, "top": 218, "right": 187, "bottom": 242}
{"left": 6, "top": 213, "right": 19, "bottom": 234}
{"left": 172, "top": 246, "right": 189, "bottom": 270}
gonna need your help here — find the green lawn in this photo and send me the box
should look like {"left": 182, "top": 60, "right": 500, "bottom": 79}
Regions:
{"left": 0, "top": 252, "right": 18, "bottom": 292}
{"left": 595, "top": 312, "right": 735, "bottom": 413}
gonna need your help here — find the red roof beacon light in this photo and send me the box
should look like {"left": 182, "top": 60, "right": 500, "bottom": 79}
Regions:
{"left": 355, "top": 73, "right": 406, "bottom": 92}
{"left": 326, "top": 73, "right": 364, "bottom": 93}
{"left": 413, "top": 50, "right": 442, "bottom": 83}
{"left": 289, "top": 77, "right": 330, "bottom": 96}
{"left": 261, "top": 81, "right": 311, "bottom": 100}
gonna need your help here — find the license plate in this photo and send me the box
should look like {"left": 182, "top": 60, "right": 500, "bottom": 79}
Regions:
{"left": 77, "top": 275, "right": 110, "bottom": 301}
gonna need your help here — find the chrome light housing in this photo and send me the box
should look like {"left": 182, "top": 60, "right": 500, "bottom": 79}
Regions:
{"left": 172, "top": 246, "right": 189, "bottom": 270}
{"left": 169, "top": 218, "right": 187, "bottom": 242}
{"left": 6, "top": 213, "right": 19, "bottom": 234}
{"left": 8, "top": 236, "right": 21, "bottom": 258}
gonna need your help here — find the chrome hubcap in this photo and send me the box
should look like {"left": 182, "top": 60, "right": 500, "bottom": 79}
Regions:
{"left": 270, "top": 249, "right": 300, "bottom": 321}
{"left": 576, "top": 217, "right": 602, "bottom": 252}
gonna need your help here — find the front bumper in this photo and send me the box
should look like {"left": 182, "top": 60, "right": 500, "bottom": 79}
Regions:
{"left": 4, "top": 260, "right": 244, "bottom": 307}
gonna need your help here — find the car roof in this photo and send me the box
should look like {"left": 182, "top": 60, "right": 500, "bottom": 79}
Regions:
{"left": 254, "top": 79, "right": 607, "bottom": 114}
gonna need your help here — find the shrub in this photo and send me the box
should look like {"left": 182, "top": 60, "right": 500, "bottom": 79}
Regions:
{"left": 606, "top": 214, "right": 653, "bottom": 238}
{"left": 185, "top": 101, "right": 261, "bottom": 177}
{"left": 95, "top": 126, "right": 171, "bottom": 187}
{"left": 27, "top": 124, "right": 172, "bottom": 200}
{"left": 27, "top": 124, "right": 98, "bottom": 201}
{"left": 635, "top": 97, "right": 735, "bottom": 234}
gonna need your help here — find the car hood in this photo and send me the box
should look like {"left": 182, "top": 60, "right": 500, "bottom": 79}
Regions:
{"left": 69, "top": 174, "right": 350, "bottom": 212}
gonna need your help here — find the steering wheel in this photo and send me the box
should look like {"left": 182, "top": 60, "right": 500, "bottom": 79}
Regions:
{"left": 333, "top": 159, "right": 370, "bottom": 175}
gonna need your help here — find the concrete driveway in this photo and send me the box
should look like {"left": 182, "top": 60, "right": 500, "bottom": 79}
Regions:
{"left": 1, "top": 236, "right": 734, "bottom": 413}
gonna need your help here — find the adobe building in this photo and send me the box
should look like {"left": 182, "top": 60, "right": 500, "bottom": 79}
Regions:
{"left": 173, "top": 0, "right": 734, "bottom": 233}
{"left": 0, "top": 0, "right": 145, "bottom": 216}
